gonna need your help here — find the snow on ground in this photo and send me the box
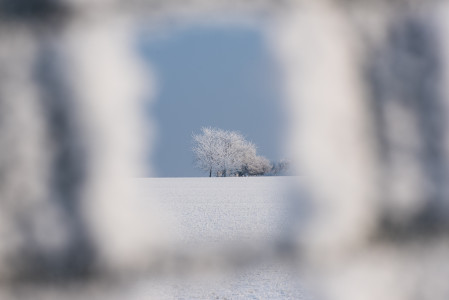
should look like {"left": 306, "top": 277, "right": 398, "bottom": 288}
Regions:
{"left": 131, "top": 176, "right": 312, "bottom": 299}
{"left": 4, "top": 177, "right": 312, "bottom": 299}
{"left": 137, "top": 177, "right": 294, "bottom": 245}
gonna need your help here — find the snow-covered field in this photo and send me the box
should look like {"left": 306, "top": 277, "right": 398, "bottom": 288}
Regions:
{"left": 5, "top": 177, "right": 312, "bottom": 300}
{"left": 138, "top": 177, "right": 296, "bottom": 245}
{"left": 132, "top": 176, "right": 311, "bottom": 299}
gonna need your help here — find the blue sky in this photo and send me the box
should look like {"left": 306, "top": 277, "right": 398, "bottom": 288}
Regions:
{"left": 138, "top": 24, "right": 287, "bottom": 177}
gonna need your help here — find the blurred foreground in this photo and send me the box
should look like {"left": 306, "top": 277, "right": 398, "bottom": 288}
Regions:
{"left": 1, "top": 177, "right": 308, "bottom": 299}
{"left": 2, "top": 1, "right": 449, "bottom": 299}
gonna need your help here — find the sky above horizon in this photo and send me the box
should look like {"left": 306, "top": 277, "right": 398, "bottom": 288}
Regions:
{"left": 138, "top": 24, "right": 287, "bottom": 177}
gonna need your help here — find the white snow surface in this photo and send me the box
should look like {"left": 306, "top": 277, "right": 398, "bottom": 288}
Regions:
{"left": 4, "top": 177, "right": 312, "bottom": 300}
{"left": 138, "top": 177, "right": 292, "bottom": 244}
{"left": 131, "top": 176, "right": 311, "bottom": 299}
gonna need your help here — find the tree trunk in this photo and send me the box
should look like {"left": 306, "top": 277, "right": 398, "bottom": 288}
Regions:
{"left": 209, "top": 168, "right": 212, "bottom": 177}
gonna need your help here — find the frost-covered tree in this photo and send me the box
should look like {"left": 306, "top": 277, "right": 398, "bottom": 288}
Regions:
{"left": 215, "top": 129, "right": 248, "bottom": 176}
{"left": 193, "top": 127, "right": 246, "bottom": 177}
{"left": 251, "top": 156, "right": 272, "bottom": 176}
{"left": 270, "top": 159, "right": 290, "bottom": 175}
{"left": 193, "top": 127, "right": 271, "bottom": 177}
{"left": 237, "top": 144, "right": 272, "bottom": 176}
{"left": 192, "top": 127, "right": 222, "bottom": 177}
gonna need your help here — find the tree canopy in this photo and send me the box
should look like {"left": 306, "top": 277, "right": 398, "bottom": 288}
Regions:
{"left": 192, "top": 127, "right": 272, "bottom": 177}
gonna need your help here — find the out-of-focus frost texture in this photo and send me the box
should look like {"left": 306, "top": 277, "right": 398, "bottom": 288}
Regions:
{"left": 271, "top": 2, "right": 449, "bottom": 300}
{"left": 1, "top": 0, "right": 449, "bottom": 300}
